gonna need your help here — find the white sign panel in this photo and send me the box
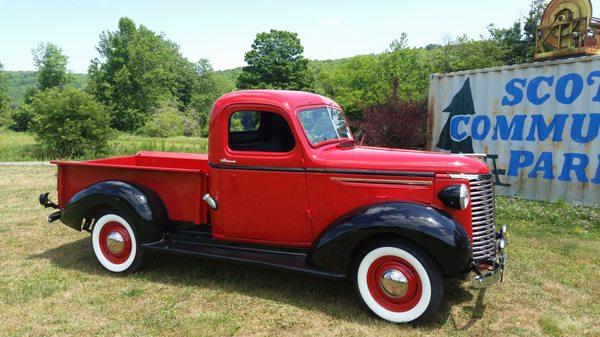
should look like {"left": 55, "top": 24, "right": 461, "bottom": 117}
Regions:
{"left": 429, "top": 56, "right": 600, "bottom": 206}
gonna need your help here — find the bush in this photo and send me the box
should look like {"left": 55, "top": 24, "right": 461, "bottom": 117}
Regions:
{"left": 355, "top": 97, "right": 428, "bottom": 149}
{"left": 30, "top": 87, "right": 112, "bottom": 158}
{"left": 0, "top": 109, "right": 12, "bottom": 129}
{"left": 137, "top": 101, "right": 201, "bottom": 138}
{"left": 181, "top": 107, "right": 207, "bottom": 137}
{"left": 182, "top": 112, "right": 203, "bottom": 137}
{"left": 8, "top": 86, "right": 39, "bottom": 131}
{"left": 10, "top": 105, "right": 34, "bottom": 131}
{"left": 138, "top": 110, "right": 184, "bottom": 137}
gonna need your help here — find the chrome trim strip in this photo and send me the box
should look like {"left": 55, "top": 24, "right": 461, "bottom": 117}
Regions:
{"left": 458, "top": 153, "right": 488, "bottom": 158}
{"left": 209, "top": 162, "right": 435, "bottom": 178}
{"left": 330, "top": 177, "right": 433, "bottom": 186}
{"left": 322, "top": 168, "right": 435, "bottom": 177}
{"left": 448, "top": 173, "right": 481, "bottom": 180}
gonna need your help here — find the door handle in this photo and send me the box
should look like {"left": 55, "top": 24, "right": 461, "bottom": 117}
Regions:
{"left": 220, "top": 158, "right": 237, "bottom": 164}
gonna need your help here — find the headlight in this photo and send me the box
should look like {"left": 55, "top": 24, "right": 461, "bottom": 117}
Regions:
{"left": 438, "top": 184, "right": 470, "bottom": 210}
{"left": 459, "top": 184, "right": 470, "bottom": 209}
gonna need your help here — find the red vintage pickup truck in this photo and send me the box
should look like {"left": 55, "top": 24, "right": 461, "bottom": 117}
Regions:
{"left": 39, "top": 90, "right": 507, "bottom": 323}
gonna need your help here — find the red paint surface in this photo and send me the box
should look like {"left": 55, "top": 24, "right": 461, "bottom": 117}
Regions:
{"left": 325, "top": 146, "right": 489, "bottom": 175}
{"left": 54, "top": 90, "right": 490, "bottom": 247}
{"left": 367, "top": 256, "right": 422, "bottom": 312}
{"left": 53, "top": 151, "right": 208, "bottom": 224}
{"left": 432, "top": 174, "right": 474, "bottom": 241}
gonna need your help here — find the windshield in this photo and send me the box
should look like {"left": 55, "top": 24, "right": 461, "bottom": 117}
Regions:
{"left": 298, "top": 107, "right": 353, "bottom": 145}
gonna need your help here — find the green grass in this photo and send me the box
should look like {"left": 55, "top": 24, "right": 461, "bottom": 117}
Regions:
{"left": 0, "top": 166, "right": 598, "bottom": 336}
{"left": 0, "top": 130, "right": 37, "bottom": 161}
{"left": 0, "top": 130, "right": 208, "bottom": 161}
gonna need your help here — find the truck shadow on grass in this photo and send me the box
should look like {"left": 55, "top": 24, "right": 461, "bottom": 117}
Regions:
{"left": 33, "top": 238, "right": 483, "bottom": 328}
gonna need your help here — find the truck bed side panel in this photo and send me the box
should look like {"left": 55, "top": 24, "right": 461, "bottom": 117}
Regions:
{"left": 56, "top": 163, "right": 207, "bottom": 224}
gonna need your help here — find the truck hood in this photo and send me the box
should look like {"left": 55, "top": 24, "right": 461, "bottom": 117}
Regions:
{"left": 325, "top": 146, "right": 490, "bottom": 175}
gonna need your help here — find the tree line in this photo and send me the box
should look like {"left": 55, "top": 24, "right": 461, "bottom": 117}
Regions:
{"left": 0, "top": 0, "right": 546, "bottom": 157}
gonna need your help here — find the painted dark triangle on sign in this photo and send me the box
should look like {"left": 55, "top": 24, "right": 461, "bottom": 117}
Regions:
{"left": 436, "top": 78, "right": 475, "bottom": 154}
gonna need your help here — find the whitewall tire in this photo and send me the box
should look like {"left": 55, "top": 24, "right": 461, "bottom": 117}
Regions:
{"left": 91, "top": 213, "right": 145, "bottom": 273}
{"left": 354, "top": 242, "right": 443, "bottom": 323}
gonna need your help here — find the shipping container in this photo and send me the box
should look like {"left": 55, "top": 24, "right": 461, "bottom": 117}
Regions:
{"left": 428, "top": 56, "right": 600, "bottom": 206}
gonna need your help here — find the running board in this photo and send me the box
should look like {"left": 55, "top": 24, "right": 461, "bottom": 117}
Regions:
{"left": 142, "top": 238, "right": 346, "bottom": 280}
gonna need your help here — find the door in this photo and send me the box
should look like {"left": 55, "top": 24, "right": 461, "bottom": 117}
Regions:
{"left": 215, "top": 105, "right": 312, "bottom": 246}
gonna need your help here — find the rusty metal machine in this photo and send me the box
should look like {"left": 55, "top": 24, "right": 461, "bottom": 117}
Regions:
{"left": 535, "top": 0, "right": 600, "bottom": 60}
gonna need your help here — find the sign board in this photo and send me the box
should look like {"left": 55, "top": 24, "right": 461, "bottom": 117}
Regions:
{"left": 428, "top": 56, "right": 600, "bottom": 206}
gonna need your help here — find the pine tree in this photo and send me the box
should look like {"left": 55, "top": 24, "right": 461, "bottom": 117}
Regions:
{"left": 436, "top": 78, "right": 475, "bottom": 154}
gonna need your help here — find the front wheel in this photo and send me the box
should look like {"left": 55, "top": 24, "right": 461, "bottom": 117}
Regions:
{"left": 353, "top": 241, "right": 443, "bottom": 324}
{"left": 91, "top": 212, "right": 145, "bottom": 273}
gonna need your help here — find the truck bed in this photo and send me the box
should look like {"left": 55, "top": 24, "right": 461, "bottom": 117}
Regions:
{"left": 52, "top": 151, "right": 209, "bottom": 225}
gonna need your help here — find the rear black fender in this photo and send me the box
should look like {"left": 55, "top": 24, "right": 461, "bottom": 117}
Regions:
{"left": 308, "top": 202, "right": 472, "bottom": 275}
{"left": 60, "top": 181, "right": 167, "bottom": 243}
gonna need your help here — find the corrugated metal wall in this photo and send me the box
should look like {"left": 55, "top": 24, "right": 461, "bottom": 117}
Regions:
{"left": 428, "top": 56, "right": 600, "bottom": 206}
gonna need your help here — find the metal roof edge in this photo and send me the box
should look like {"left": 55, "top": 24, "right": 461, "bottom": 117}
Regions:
{"left": 429, "top": 55, "right": 600, "bottom": 79}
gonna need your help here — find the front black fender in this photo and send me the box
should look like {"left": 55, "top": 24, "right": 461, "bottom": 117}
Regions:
{"left": 60, "top": 181, "right": 167, "bottom": 243}
{"left": 308, "top": 202, "right": 472, "bottom": 275}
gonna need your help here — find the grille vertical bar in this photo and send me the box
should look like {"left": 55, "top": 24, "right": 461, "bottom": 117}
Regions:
{"left": 469, "top": 174, "right": 496, "bottom": 261}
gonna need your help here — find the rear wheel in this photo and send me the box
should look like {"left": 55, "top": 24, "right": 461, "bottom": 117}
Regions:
{"left": 91, "top": 212, "right": 145, "bottom": 273}
{"left": 353, "top": 241, "right": 443, "bottom": 323}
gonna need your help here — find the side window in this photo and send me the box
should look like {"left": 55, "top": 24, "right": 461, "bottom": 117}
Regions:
{"left": 230, "top": 111, "right": 260, "bottom": 132}
{"left": 228, "top": 111, "right": 295, "bottom": 152}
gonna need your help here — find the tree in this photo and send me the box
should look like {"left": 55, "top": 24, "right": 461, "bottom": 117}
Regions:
{"left": 382, "top": 34, "right": 432, "bottom": 101}
{"left": 523, "top": 0, "right": 547, "bottom": 60}
{"left": 430, "top": 35, "right": 504, "bottom": 73}
{"left": 317, "top": 54, "right": 387, "bottom": 121}
{"left": 32, "top": 42, "right": 71, "bottom": 90}
{"left": 189, "top": 59, "right": 225, "bottom": 136}
{"left": 487, "top": 0, "right": 547, "bottom": 64}
{"left": 488, "top": 23, "right": 528, "bottom": 65}
{"left": 0, "top": 62, "right": 11, "bottom": 127}
{"left": 315, "top": 35, "right": 433, "bottom": 121}
{"left": 12, "top": 42, "right": 71, "bottom": 132}
{"left": 29, "top": 87, "right": 111, "bottom": 158}
{"left": 10, "top": 86, "right": 38, "bottom": 131}
{"left": 356, "top": 96, "right": 428, "bottom": 149}
{"left": 137, "top": 100, "right": 199, "bottom": 137}
{"left": 436, "top": 78, "right": 476, "bottom": 153}
{"left": 237, "top": 30, "right": 312, "bottom": 90}
{"left": 88, "top": 17, "right": 202, "bottom": 131}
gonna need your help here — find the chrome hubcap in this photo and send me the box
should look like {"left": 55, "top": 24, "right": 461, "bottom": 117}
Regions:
{"left": 106, "top": 231, "right": 125, "bottom": 254}
{"left": 381, "top": 269, "right": 409, "bottom": 297}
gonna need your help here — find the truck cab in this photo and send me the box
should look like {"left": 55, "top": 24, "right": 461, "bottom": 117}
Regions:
{"left": 40, "top": 90, "right": 507, "bottom": 324}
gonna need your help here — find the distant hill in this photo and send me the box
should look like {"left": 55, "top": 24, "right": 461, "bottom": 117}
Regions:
{"left": 213, "top": 68, "right": 241, "bottom": 93}
{"left": 214, "top": 67, "right": 241, "bottom": 82}
{"left": 3, "top": 57, "right": 353, "bottom": 108}
{"left": 4, "top": 71, "right": 88, "bottom": 108}
{"left": 211, "top": 57, "right": 356, "bottom": 92}
{"left": 4, "top": 69, "right": 240, "bottom": 108}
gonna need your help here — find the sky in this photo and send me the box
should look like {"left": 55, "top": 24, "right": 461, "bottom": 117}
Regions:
{"left": 0, "top": 0, "right": 591, "bottom": 73}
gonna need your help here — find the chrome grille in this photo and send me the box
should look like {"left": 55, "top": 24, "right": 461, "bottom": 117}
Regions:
{"left": 469, "top": 174, "right": 496, "bottom": 261}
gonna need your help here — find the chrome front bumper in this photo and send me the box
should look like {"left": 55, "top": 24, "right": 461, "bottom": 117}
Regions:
{"left": 470, "top": 225, "right": 507, "bottom": 289}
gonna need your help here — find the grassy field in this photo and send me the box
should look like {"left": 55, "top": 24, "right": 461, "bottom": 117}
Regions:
{"left": 0, "top": 166, "right": 598, "bottom": 337}
{"left": 0, "top": 130, "right": 208, "bottom": 161}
